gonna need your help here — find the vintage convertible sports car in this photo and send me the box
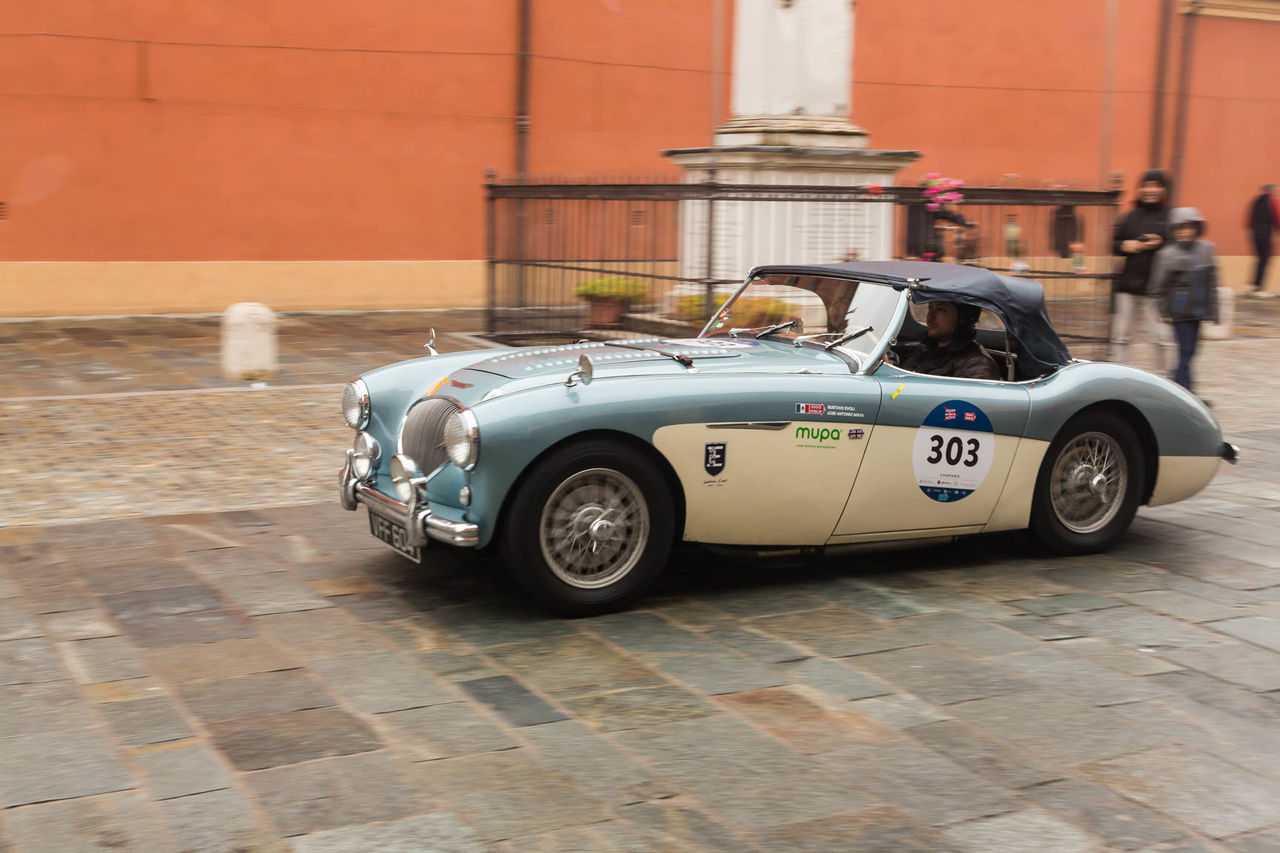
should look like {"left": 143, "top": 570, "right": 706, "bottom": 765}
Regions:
{"left": 339, "top": 261, "right": 1237, "bottom": 615}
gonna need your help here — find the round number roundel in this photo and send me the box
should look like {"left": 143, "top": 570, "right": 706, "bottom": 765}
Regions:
{"left": 912, "top": 400, "right": 995, "bottom": 503}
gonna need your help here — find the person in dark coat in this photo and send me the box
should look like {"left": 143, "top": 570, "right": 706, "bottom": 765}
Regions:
{"left": 901, "top": 302, "right": 1001, "bottom": 380}
{"left": 1111, "top": 169, "right": 1174, "bottom": 371}
{"left": 1152, "top": 208, "right": 1219, "bottom": 391}
{"left": 1245, "top": 184, "right": 1278, "bottom": 296}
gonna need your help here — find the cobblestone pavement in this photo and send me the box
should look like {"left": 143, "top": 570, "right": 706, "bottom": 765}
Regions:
{"left": 1, "top": 310, "right": 1280, "bottom": 850}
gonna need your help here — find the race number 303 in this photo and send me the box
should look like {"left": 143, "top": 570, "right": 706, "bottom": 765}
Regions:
{"left": 912, "top": 400, "right": 995, "bottom": 503}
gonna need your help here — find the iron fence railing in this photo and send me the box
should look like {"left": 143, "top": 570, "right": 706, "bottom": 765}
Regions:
{"left": 486, "top": 177, "right": 1119, "bottom": 360}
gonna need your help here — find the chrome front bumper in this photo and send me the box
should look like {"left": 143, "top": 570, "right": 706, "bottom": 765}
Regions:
{"left": 339, "top": 451, "right": 479, "bottom": 547}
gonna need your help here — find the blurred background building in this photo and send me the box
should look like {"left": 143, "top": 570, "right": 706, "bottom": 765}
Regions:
{"left": 1, "top": 0, "right": 1277, "bottom": 316}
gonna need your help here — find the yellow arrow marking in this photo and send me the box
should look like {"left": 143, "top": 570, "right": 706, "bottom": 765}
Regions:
{"left": 891, "top": 382, "right": 905, "bottom": 400}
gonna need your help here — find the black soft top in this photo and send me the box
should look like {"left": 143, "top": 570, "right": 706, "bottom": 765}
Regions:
{"left": 748, "top": 260, "right": 1072, "bottom": 375}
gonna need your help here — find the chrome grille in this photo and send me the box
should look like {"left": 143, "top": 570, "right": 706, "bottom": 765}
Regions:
{"left": 400, "top": 397, "right": 460, "bottom": 474}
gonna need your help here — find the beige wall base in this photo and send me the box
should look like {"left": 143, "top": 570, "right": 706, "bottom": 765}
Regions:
{"left": 1, "top": 255, "right": 1274, "bottom": 318}
{"left": 0, "top": 260, "right": 486, "bottom": 317}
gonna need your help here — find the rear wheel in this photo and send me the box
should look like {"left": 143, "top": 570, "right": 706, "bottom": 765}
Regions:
{"left": 501, "top": 440, "right": 674, "bottom": 616}
{"left": 1030, "top": 410, "right": 1144, "bottom": 554}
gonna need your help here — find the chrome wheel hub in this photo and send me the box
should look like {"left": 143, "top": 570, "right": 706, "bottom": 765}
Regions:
{"left": 1050, "top": 431, "right": 1127, "bottom": 534}
{"left": 540, "top": 468, "right": 649, "bottom": 589}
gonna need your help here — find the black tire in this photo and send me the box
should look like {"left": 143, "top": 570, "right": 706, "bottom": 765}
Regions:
{"left": 500, "top": 439, "right": 674, "bottom": 617}
{"left": 1030, "top": 409, "right": 1145, "bottom": 555}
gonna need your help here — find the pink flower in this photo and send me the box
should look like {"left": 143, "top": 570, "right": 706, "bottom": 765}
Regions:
{"left": 925, "top": 202, "right": 941, "bottom": 211}
{"left": 925, "top": 172, "right": 941, "bottom": 181}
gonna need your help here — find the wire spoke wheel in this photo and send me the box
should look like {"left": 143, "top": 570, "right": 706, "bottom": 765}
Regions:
{"left": 1048, "top": 430, "right": 1128, "bottom": 535}
{"left": 539, "top": 467, "right": 650, "bottom": 589}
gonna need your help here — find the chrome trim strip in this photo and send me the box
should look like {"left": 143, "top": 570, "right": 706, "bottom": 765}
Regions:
{"left": 706, "top": 421, "right": 792, "bottom": 430}
{"left": 858, "top": 288, "right": 911, "bottom": 376}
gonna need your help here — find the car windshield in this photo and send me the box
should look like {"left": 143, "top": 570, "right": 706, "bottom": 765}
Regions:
{"left": 699, "top": 273, "right": 902, "bottom": 361}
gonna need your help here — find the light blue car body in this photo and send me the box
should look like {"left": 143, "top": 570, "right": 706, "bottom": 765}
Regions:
{"left": 350, "top": 316, "right": 1224, "bottom": 550}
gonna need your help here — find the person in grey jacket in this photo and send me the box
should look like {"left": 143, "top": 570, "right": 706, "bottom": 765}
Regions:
{"left": 1151, "top": 207, "right": 1219, "bottom": 392}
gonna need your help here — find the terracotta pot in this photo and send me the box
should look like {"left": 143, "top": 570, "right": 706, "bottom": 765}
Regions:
{"left": 585, "top": 298, "right": 626, "bottom": 328}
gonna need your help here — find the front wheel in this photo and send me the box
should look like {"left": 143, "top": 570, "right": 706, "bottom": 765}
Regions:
{"left": 501, "top": 440, "right": 674, "bottom": 617}
{"left": 1030, "top": 410, "right": 1145, "bottom": 554}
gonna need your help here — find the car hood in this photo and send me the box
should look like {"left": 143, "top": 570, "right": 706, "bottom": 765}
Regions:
{"left": 360, "top": 337, "right": 852, "bottom": 413}
{"left": 471, "top": 338, "right": 846, "bottom": 379}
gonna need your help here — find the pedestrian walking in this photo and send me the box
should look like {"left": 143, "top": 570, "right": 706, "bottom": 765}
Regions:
{"left": 1152, "top": 208, "right": 1219, "bottom": 392}
{"left": 1245, "top": 183, "right": 1278, "bottom": 296}
{"left": 1110, "top": 169, "right": 1174, "bottom": 371}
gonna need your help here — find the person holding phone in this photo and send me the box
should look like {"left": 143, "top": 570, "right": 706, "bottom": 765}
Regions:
{"left": 1110, "top": 169, "right": 1174, "bottom": 371}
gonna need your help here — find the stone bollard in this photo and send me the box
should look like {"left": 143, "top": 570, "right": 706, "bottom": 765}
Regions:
{"left": 1202, "top": 287, "right": 1234, "bottom": 341}
{"left": 221, "top": 302, "right": 278, "bottom": 380}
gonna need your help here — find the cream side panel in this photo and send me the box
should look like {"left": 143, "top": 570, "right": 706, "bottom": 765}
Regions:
{"left": 1149, "top": 456, "right": 1221, "bottom": 507}
{"left": 653, "top": 423, "right": 869, "bottom": 545}
{"left": 834, "top": 426, "right": 1021, "bottom": 535}
{"left": 985, "top": 438, "right": 1050, "bottom": 532}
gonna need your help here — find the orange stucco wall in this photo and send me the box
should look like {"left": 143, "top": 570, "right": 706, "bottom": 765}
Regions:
{"left": 854, "top": 0, "right": 1280, "bottom": 257}
{"left": 0, "top": 0, "right": 718, "bottom": 268}
{"left": 1, "top": 0, "right": 1276, "bottom": 312}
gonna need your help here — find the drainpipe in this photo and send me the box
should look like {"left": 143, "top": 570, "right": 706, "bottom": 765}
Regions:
{"left": 1149, "top": 0, "right": 1173, "bottom": 168}
{"left": 512, "top": 0, "right": 531, "bottom": 307}
{"left": 1099, "top": 0, "right": 1118, "bottom": 185}
{"left": 515, "top": 0, "right": 531, "bottom": 181}
{"left": 1170, "top": 0, "right": 1202, "bottom": 204}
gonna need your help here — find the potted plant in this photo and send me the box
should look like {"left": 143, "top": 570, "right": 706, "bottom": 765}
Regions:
{"left": 575, "top": 276, "right": 650, "bottom": 328}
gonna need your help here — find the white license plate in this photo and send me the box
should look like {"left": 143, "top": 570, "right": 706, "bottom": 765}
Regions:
{"left": 367, "top": 510, "right": 422, "bottom": 563}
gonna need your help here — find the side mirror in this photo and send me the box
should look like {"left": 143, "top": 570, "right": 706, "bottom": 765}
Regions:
{"left": 565, "top": 353, "right": 593, "bottom": 387}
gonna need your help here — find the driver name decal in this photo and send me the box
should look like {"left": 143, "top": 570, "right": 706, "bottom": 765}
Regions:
{"left": 912, "top": 400, "right": 995, "bottom": 502}
{"left": 795, "top": 402, "right": 864, "bottom": 419}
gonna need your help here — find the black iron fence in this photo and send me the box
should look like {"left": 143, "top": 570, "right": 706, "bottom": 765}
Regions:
{"left": 486, "top": 177, "right": 1119, "bottom": 359}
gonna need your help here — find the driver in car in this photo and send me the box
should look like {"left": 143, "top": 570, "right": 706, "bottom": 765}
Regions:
{"left": 900, "top": 301, "right": 1001, "bottom": 380}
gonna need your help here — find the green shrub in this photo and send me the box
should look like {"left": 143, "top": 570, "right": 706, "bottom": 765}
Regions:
{"left": 574, "top": 276, "right": 650, "bottom": 305}
{"left": 669, "top": 294, "right": 795, "bottom": 328}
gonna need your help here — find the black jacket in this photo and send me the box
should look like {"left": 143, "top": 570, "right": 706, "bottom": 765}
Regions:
{"left": 1112, "top": 204, "right": 1170, "bottom": 295}
{"left": 901, "top": 339, "right": 1001, "bottom": 381}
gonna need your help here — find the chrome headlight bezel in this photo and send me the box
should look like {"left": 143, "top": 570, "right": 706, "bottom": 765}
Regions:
{"left": 442, "top": 408, "right": 480, "bottom": 470}
{"left": 342, "top": 379, "right": 371, "bottom": 430}
{"left": 351, "top": 431, "right": 381, "bottom": 480}
{"left": 389, "top": 453, "right": 421, "bottom": 503}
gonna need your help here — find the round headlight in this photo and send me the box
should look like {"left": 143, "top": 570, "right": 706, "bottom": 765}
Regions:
{"left": 351, "top": 431, "right": 380, "bottom": 480}
{"left": 342, "top": 380, "right": 370, "bottom": 430}
{"left": 389, "top": 454, "right": 420, "bottom": 503}
{"left": 443, "top": 409, "right": 479, "bottom": 469}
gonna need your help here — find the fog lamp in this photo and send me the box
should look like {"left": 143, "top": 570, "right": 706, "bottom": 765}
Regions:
{"left": 351, "top": 432, "right": 380, "bottom": 480}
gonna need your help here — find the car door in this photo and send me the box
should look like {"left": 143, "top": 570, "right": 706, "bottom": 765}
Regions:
{"left": 653, "top": 378, "right": 882, "bottom": 546}
{"left": 830, "top": 366, "right": 1031, "bottom": 540}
